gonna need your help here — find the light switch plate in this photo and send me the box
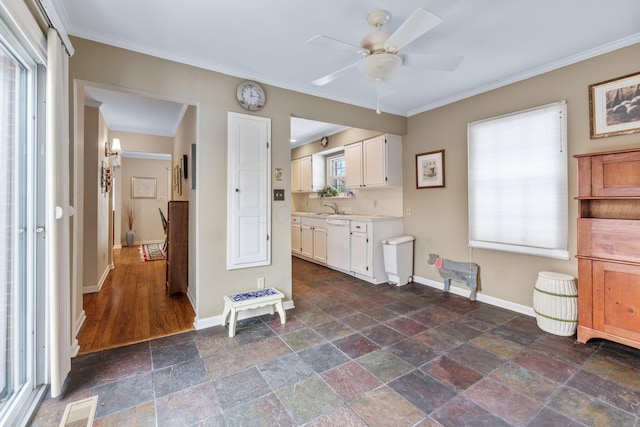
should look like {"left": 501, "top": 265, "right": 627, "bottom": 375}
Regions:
{"left": 274, "top": 189, "right": 285, "bottom": 201}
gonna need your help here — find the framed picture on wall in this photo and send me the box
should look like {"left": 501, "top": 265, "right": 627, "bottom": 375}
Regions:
{"left": 589, "top": 71, "right": 640, "bottom": 138}
{"left": 131, "top": 176, "right": 157, "bottom": 199}
{"left": 416, "top": 150, "right": 445, "bottom": 189}
{"left": 182, "top": 154, "right": 188, "bottom": 179}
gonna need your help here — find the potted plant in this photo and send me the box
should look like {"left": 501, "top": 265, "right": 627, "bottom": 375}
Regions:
{"left": 317, "top": 185, "right": 338, "bottom": 198}
{"left": 125, "top": 203, "right": 136, "bottom": 246}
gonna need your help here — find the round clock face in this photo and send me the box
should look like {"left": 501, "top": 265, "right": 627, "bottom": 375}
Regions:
{"left": 237, "top": 81, "right": 266, "bottom": 111}
{"left": 320, "top": 136, "right": 328, "bottom": 147}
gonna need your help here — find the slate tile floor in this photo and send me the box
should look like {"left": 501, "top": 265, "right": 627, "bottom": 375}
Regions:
{"left": 32, "top": 257, "right": 640, "bottom": 426}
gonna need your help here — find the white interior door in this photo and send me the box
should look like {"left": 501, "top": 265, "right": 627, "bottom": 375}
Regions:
{"left": 227, "top": 112, "right": 271, "bottom": 269}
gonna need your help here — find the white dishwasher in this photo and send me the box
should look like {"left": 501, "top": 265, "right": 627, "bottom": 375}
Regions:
{"left": 326, "top": 218, "right": 351, "bottom": 272}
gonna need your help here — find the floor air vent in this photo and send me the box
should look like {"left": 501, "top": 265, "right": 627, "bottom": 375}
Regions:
{"left": 59, "top": 396, "right": 98, "bottom": 427}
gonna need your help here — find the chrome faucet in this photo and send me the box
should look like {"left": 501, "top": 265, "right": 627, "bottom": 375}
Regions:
{"left": 323, "top": 201, "right": 339, "bottom": 214}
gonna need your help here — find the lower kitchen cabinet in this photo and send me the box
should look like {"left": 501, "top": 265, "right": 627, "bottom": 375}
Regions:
{"left": 299, "top": 217, "right": 327, "bottom": 264}
{"left": 291, "top": 214, "right": 403, "bottom": 284}
{"left": 291, "top": 216, "right": 301, "bottom": 255}
{"left": 349, "top": 219, "right": 403, "bottom": 284}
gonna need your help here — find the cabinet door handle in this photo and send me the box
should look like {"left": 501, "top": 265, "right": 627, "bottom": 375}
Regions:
{"left": 235, "top": 188, "right": 239, "bottom": 192}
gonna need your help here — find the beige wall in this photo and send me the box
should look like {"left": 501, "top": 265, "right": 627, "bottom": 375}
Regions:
{"left": 119, "top": 157, "right": 171, "bottom": 245}
{"left": 109, "top": 130, "right": 173, "bottom": 245}
{"left": 111, "top": 131, "right": 174, "bottom": 154}
{"left": 82, "top": 106, "right": 112, "bottom": 290}
{"left": 69, "top": 37, "right": 406, "bottom": 323}
{"left": 403, "top": 43, "right": 640, "bottom": 307}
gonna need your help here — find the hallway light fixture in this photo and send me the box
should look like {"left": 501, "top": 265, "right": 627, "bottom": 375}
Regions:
{"left": 105, "top": 138, "right": 122, "bottom": 158}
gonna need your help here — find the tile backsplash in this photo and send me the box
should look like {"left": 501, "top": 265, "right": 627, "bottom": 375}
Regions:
{"left": 292, "top": 187, "right": 403, "bottom": 217}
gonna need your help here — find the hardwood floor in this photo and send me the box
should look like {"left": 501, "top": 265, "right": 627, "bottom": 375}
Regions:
{"left": 77, "top": 246, "right": 195, "bottom": 354}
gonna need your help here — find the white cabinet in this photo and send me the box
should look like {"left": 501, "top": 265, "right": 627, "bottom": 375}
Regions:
{"left": 312, "top": 227, "right": 327, "bottom": 264}
{"left": 291, "top": 154, "right": 324, "bottom": 192}
{"left": 349, "top": 219, "right": 403, "bottom": 284}
{"left": 345, "top": 142, "right": 363, "bottom": 188}
{"left": 291, "top": 159, "right": 301, "bottom": 193}
{"left": 301, "top": 224, "right": 314, "bottom": 258}
{"left": 295, "top": 217, "right": 327, "bottom": 264}
{"left": 291, "top": 216, "right": 301, "bottom": 255}
{"left": 350, "top": 221, "right": 369, "bottom": 276}
{"left": 345, "top": 134, "right": 402, "bottom": 189}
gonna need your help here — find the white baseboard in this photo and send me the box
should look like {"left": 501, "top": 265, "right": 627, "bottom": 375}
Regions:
{"left": 120, "top": 239, "right": 164, "bottom": 247}
{"left": 194, "top": 299, "right": 295, "bottom": 330}
{"left": 83, "top": 264, "right": 112, "bottom": 294}
{"left": 71, "top": 310, "right": 86, "bottom": 357}
{"left": 412, "top": 275, "right": 535, "bottom": 317}
{"left": 113, "top": 244, "right": 122, "bottom": 249}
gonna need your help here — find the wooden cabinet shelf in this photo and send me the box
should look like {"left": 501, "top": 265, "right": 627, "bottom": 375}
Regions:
{"left": 577, "top": 199, "right": 640, "bottom": 220}
{"left": 575, "top": 148, "right": 640, "bottom": 350}
{"left": 166, "top": 201, "right": 188, "bottom": 296}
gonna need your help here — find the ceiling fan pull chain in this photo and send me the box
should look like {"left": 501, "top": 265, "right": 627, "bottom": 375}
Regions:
{"left": 376, "top": 77, "right": 382, "bottom": 115}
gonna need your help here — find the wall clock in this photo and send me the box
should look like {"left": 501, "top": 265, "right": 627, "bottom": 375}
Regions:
{"left": 236, "top": 80, "right": 266, "bottom": 111}
{"left": 320, "top": 136, "right": 329, "bottom": 147}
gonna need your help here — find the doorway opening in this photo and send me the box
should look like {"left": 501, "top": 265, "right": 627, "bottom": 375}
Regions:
{"left": 74, "top": 83, "right": 197, "bottom": 354}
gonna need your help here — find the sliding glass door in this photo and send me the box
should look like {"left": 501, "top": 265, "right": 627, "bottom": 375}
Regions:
{"left": 0, "top": 16, "right": 46, "bottom": 425}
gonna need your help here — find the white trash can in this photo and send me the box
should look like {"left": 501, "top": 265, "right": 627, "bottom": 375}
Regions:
{"left": 382, "top": 236, "right": 415, "bottom": 286}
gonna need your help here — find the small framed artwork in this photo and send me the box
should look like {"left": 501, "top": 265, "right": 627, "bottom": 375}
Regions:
{"left": 589, "top": 71, "right": 640, "bottom": 139}
{"left": 182, "top": 154, "right": 188, "bottom": 179}
{"left": 174, "top": 165, "right": 182, "bottom": 195}
{"left": 416, "top": 149, "right": 445, "bottom": 189}
{"left": 131, "top": 177, "right": 157, "bottom": 199}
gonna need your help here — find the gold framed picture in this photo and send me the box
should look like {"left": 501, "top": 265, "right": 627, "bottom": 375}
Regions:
{"left": 589, "top": 71, "right": 640, "bottom": 139}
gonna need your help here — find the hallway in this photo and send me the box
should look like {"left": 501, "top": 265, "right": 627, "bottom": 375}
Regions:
{"left": 77, "top": 246, "right": 195, "bottom": 354}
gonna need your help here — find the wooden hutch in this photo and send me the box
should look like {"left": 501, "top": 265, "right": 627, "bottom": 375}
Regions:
{"left": 166, "top": 201, "right": 188, "bottom": 295}
{"left": 574, "top": 148, "right": 640, "bottom": 349}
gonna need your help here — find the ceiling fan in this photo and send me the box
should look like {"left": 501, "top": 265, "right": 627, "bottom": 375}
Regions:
{"left": 308, "top": 8, "right": 462, "bottom": 114}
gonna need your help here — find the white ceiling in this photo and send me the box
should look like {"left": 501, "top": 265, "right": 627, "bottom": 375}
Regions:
{"left": 84, "top": 86, "right": 187, "bottom": 137}
{"left": 62, "top": 0, "right": 640, "bottom": 141}
{"left": 290, "top": 118, "right": 349, "bottom": 148}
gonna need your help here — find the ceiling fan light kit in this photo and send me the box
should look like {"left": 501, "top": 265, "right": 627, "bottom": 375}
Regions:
{"left": 359, "top": 53, "right": 402, "bottom": 82}
{"left": 308, "top": 7, "right": 461, "bottom": 115}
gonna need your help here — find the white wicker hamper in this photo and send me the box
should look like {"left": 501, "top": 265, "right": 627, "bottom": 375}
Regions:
{"left": 533, "top": 271, "right": 578, "bottom": 336}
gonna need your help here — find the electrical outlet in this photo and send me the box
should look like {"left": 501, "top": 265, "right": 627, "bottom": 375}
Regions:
{"left": 257, "top": 277, "right": 265, "bottom": 289}
{"left": 273, "top": 189, "right": 285, "bottom": 201}
{"left": 406, "top": 207, "right": 412, "bottom": 216}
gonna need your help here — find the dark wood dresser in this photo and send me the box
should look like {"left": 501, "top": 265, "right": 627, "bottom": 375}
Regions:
{"left": 575, "top": 148, "right": 640, "bottom": 349}
{"left": 166, "top": 201, "right": 188, "bottom": 295}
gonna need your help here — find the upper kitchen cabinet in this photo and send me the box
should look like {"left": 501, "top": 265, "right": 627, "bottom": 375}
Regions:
{"left": 345, "top": 134, "right": 402, "bottom": 189}
{"left": 291, "top": 154, "right": 324, "bottom": 192}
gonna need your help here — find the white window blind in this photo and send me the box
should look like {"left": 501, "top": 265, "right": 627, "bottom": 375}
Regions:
{"left": 467, "top": 101, "right": 569, "bottom": 259}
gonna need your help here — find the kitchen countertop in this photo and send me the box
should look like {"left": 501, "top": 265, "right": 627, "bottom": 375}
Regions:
{"left": 291, "top": 211, "right": 402, "bottom": 221}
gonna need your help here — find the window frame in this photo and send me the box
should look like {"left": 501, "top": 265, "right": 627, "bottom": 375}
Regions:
{"left": 325, "top": 152, "right": 346, "bottom": 193}
{"left": 467, "top": 101, "right": 569, "bottom": 259}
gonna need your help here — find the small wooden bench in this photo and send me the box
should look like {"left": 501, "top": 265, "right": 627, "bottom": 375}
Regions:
{"left": 222, "top": 288, "right": 286, "bottom": 337}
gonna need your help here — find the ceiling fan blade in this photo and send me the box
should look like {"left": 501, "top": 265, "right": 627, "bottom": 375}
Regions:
{"left": 311, "top": 63, "right": 359, "bottom": 86}
{"left": 384, "top": 8, "right": 442, "bottom": 53}
{"left": 307, "top": 35, "right": 369, "bottom": 55}
{"left": 402, "top": 53, "right": 463, "bottom": 71}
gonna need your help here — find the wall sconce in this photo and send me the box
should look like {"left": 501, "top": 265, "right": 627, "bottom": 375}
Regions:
{"left": 105, "top": 138, "right": 122, "bottom": 158}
